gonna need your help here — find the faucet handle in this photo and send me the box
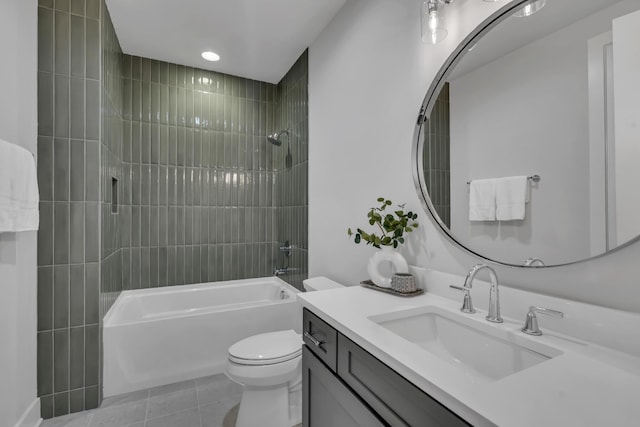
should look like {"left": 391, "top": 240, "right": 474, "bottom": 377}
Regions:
{"left": 449, "top": 285, "right": 476, "bottom": 314}
{"left": 521, "top": 306, "right": 564, "bottom": 336}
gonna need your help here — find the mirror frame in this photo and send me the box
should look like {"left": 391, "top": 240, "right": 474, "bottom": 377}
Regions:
{"left": 411, "top": 0, "right": 640, "bottom": 268}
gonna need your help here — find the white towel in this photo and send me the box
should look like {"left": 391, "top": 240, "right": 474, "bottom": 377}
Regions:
{"left": 469, "top": 178, "right": 496, "bottom": 221}
{"left": 0, "top": 139, "right": 40, "bottom": 232}
{"left": 496, "top": 176, "right": 527, "bottom": 221}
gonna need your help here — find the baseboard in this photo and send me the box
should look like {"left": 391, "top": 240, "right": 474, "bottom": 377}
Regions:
{"left": 13, "top": 397, "right": 41, "bottom": 427}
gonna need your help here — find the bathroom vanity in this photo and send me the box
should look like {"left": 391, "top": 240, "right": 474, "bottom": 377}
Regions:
{"left": 298, "top": 281, "right": 640, "bottom": 427}
{"left": 301, "top": 308, "right": 468, "bottom": 426}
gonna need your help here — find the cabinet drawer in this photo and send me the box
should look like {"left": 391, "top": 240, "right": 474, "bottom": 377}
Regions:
{"left": 303, "top": 308, "right": 338, "bottom": 372}
{"left": 337, "top": 333, "right": 470, "bottom": 427}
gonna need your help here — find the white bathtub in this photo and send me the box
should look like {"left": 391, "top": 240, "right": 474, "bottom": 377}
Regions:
{"left": 103, "top": 277, "right": 301, "bottom": 397}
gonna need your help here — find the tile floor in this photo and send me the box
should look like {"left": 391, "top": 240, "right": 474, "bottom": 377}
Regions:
{"left": 41, "top": 374, "right": 243, "bottom": 427}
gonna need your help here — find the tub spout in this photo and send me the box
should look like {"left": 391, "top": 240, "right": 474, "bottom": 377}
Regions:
{"left": 273, "top": 267, "right": 299, "bottom": 276}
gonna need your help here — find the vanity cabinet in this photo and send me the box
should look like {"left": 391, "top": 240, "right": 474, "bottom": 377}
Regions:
{"left": 302, "top": 308, "right": 470, "bottom": 427}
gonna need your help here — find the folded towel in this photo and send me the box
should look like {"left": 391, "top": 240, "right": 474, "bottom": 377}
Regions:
{"left": 496, "top": 176, "right": 527, "bottom": 221}
{"left": 0, "top": 139, "right": 40, "bottom": 232}
{"left": 469, "top": 178, "right": 496, "bottom": 221}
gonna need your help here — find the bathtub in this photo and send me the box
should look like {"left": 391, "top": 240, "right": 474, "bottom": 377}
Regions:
{"left": 103, "top": 277, "right": 300, "bottom": 397}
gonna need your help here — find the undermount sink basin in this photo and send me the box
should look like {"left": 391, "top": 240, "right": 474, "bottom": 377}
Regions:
{"left": 369, "top": 306, "right": 562, "bottom": 384}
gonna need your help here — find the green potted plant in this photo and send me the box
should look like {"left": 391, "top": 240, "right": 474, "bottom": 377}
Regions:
{"left": 347, "top": 198, "right": 419, "bottom": 287}
{"left": 347, "top": 197, "right": 419, "bottom": 248}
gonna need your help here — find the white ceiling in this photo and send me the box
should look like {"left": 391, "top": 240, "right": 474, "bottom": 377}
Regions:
{"left": 105, "top": 0, "right": 347, "bottom": 84}
{"left": 449, "top": 0, "right": 625, "bottom": 80}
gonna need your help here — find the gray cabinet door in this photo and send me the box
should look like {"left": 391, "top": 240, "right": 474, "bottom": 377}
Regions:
{"left": 303, "top": 346, "right": 386, "bottom": 427}
{"left": 337, "top": 333, "right": 470, "bottom": 427}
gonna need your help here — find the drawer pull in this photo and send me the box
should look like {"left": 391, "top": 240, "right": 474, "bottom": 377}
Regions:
{"left": 304, "top": 331, "right": 325, "bottom": 347}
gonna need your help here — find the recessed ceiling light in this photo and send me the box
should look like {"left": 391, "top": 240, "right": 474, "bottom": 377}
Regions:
{"left": 201, "top": 51, "right": 220, "bottom": 62}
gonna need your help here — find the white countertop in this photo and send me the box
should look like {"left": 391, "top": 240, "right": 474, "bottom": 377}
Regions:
{"left": 298, "top": 284, "right": 640, "bottom": 427}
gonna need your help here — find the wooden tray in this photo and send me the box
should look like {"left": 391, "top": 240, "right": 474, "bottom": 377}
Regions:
{"left": 360, "top": 280, "right": 424, "bottom": 297}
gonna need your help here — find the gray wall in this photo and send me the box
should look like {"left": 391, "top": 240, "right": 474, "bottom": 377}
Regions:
{"left": 36, "top": 0, "right": 102, "bottom": 418}
{"left": 275, "top": 50, "right": 309, "bottom": 290}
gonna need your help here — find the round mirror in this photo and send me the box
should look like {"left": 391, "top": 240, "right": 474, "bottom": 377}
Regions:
{"left": 414, "top": 0, "right": 640, "bottom": 267}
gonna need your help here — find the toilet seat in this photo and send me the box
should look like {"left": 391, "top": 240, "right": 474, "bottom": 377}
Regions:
{"left": 228, "top": 330, "right": 302, "bottom": 366}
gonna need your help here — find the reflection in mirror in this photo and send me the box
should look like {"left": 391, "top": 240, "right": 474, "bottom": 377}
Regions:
{"left": 418, "top": 0, "right": 640, "bottom": 267}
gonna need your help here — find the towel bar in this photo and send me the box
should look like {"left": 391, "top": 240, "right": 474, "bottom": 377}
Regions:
{"left": 467, "top": 174, "right": 540, "bottom": 185}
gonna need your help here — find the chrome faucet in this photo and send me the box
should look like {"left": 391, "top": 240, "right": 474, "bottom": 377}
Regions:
{"left": 523, "top": 257, "right": 545, "bottom": 267}
{"left": 452, "top": 264, "right": 503, "bottom": 323}
{"left": 521, "top": 306, "right": 564, "bottom": 336}
{"left": 273, "top": 267, "right": 299, "bottom": 276}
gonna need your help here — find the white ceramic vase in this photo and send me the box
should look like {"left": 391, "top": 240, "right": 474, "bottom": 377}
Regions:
{"left": 367, "top": 246, "right": 409, "bottom": 288}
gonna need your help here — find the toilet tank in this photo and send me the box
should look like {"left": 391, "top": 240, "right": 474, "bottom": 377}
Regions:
{"left": 303, "top": 276, "right": 345, "bottom": 292}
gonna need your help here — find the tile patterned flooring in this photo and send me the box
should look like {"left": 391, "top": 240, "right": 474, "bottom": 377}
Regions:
{"left": 41, "top": 374, "right": 243, "bottom": 427}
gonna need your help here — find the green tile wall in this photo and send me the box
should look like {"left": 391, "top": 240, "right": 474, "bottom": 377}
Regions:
{"left": 423, "top": 82, "right": 451, "bottom": 227}
{"left": 274, "top": 51, "right": 309, "bottom": 290}
{"left": 120, "top": 55, "right": 279, "bottom": 289}
{"left": 37, "top": 2, "right": 309, "bottom": 418}
{"left": 36, "top": 0, "right": 102, "bottom": 418}
{"left": 100, "top": 0, "right": 123, "bottom": 319}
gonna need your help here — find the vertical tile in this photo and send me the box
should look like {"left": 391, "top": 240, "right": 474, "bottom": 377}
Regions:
{"left": 38, "top": 267, "right": 54, "bottom": 331}
{"left": 69, "top": 78, "right": 85, "bottom": 139}
{"left": 54, "top": 76, "right": 70, "bottom": 138}
{"left": 69, "top": 202, "right": 84, "bottom": 263}
{"left": 85, "top": 79, "right": 100, "bottom": 140}
{"left": 85, "top": 141, "right": 99, "bottom": 201}
{"left": 69, "top": 265, "right": 84, "bottom": 327}
{"left": 37, "top": 331, "right": 53, "bottom": 396}
{"left": 54, "top": 11, "right": 70, "bottom": 75}
{"left": 84, "top": 325, "right": 99, "bottom": 386}
{"left": 69, "top": 326, "right": 84, "bottom": 390}
{"left": 53, "top": 392, "right": 69, "bottom": 417}
{"left": 53, "top": 329, "right": 69, "bottom": 393}
{"left": 69, "top": 139, "right": 85, "bottom": 201}
{"left": 85, "top": 202, "right": 99, "bottom": 262}
{"left": 85, "top": 386, "right": 99, "bottom": 410}
{"left": 85, "top": 18, "right": 99, "bottom": 79}
{"left": 86, "top": 0, "right": 99, "bottom": 20}
{"left": 141, "top": 247, "right": 150, "bottom": 287}
{"left": 85, "top": 263, "right": 99, "bottom": 324}
{"left": 38, "top": 202, "right": 55, "bottom": 266}
{"left": 70, "top": 14, "right": 84, "bottom": 77}
{"left": 38, "top": 72, "right": 54, "bottom": 136}
{"left": 70, "top": 0, "right": 84, "bottom": 15}
{"left": 150, "top": 246, "right": 158, "bottom": 287}
{"left": 38, "top": 6, "right": 54, "bottom": 73}
{"left": 53, "top": 138, "right": 70, "bottom": 201}
{"left": 40, "top": 394, "right": 54, "bottom": 420}
{"left": 54, "top": 203, "right": 70, "bottom": 264}
{"left": 69, "top": 388, "right": 84, "bottom": 413}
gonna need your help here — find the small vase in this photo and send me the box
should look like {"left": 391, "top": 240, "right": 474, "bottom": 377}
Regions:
{"left": 367, "top": 246, "right": 409, "bottom": 288}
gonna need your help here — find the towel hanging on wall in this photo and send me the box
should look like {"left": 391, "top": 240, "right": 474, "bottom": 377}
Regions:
{"left": 495, "top": 176, "right": 528, "bottom": 221}
{"left": 469, "top": 178, "right": 496, "bottom": 221}
{"left": 0, "top": 139, "right": 39, "bottom": 232}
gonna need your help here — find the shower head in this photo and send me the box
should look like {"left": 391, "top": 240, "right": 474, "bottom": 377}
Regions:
{"left": 267, "top": 129, "right": 290, "bottom": 146}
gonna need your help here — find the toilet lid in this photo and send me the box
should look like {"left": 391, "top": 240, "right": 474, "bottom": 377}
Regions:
{"left": 229, "top": 330, "right": 302, "bottom": 366}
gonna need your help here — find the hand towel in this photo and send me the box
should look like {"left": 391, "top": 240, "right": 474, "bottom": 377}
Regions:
{"left": 469, "top": 178, "right": 496, "bottom": 221}
{"left": 0, "top": 139, "right": 40, "bottom": 232}
{"left": 496, "top": 176, "right": 527, "bottom": 221}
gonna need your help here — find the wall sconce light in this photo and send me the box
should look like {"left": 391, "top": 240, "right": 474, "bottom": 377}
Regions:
{"left": 421, "top": 0, "right": 450, "bottom": 44}
{"left": 513, "top": 0, "right": 546, "bottom": 18}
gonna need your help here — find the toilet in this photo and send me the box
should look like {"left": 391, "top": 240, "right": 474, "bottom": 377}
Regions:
{"left": 225, "top": 277, "right": 344, "bottom": 427}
